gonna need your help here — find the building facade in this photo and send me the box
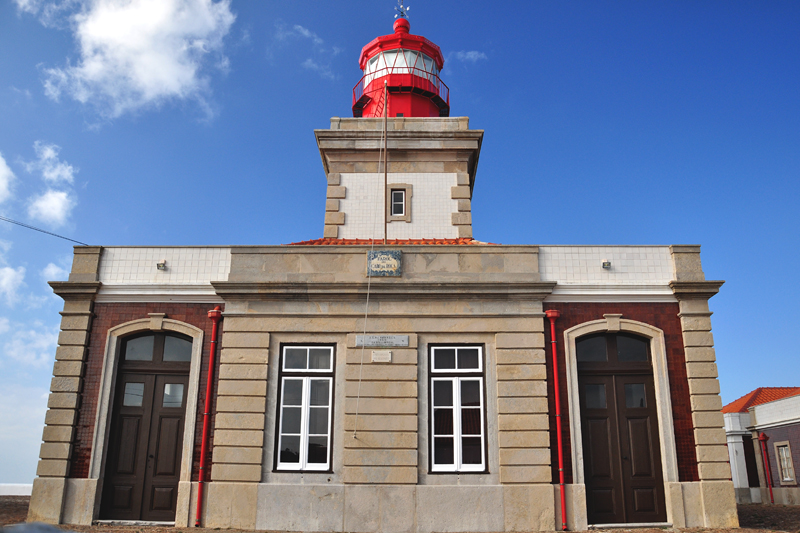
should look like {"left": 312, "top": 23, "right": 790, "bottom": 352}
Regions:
{"left": 27, "top": 16, "right": 738, "bottom": 533}
{"left": 724, "top": 388, "right": 800, "bottom": 505}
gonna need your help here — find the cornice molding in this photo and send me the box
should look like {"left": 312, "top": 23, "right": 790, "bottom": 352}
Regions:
{"left": 49, "top": 281, "right": 102, "bottom": 300}
{"left": 212, "top": 281, "right": 556, "bottom": 302}
{"left": 669, "top": 280, "right": 725, "bottom": 300}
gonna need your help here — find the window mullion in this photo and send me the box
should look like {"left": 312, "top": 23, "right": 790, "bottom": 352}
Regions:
{"left": 454, "top": 377, "right": 462, "bottom": 470}
{"left": 300, "top": 377, "right": 310, "bottom": 470}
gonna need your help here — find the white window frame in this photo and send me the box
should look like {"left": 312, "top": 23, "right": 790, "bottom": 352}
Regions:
{"left": 391, "top": 189, "right": 406, "bottom": 216}
{"left": 430, "top": 346, "right": 486, "bottom": 473}
{"left": 276, "top": 346, "right": 334, "bottom": 471}
{"left": 774, "top": 441, "right": 796, "bottom": 485}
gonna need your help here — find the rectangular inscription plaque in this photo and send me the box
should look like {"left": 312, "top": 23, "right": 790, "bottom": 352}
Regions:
{"left": 371, "top": 350, "right": 392, "bottom": 363}
{"left": 356, "top": 334, "right": 409, "bottom": 347}
{"left": 367, "top": 250, "right": 402, "bottom": 277}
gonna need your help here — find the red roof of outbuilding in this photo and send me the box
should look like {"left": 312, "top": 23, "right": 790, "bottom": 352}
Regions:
{"left": 287, "top": 238, "right": 492, "bottom": 246}
{"left": 722, "top": 387, "right": 800, "bottom": 413}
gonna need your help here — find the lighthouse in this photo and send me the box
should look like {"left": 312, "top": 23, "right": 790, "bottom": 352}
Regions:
{"left": 352, "top": 4, "right": 449, "bottom": 118}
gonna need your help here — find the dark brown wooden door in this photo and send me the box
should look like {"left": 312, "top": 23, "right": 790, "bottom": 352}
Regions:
{"left": 577, "top": 333, "right": 667, "bottom": 525}
{"left": 101, "top": 333, "right": 192, "bottom": 521}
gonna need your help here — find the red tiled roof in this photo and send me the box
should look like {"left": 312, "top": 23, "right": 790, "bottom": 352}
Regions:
{"left": 287, "top": 238, "right": 494, "bottom": 246}
{"left": 722, "top": 387, "right": 800, "bottom": 413}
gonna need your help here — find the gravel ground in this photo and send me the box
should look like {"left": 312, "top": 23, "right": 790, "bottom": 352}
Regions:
{"left": 2, "top": 497, "right": 799, "bottom": 533}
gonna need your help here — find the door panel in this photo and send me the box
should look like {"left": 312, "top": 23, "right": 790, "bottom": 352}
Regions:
{"left": 579, "top": 375, "right": 625, "bottom": 524}
{"left": 101, "top": 371, "right": 188, "bottom": 521}
{"left": 101, "top": 374, "right": 155, "bottom": 520}
{"left": 578, "top": 333, "right": 667, "bottom": 525}
{"left": 140, "top": 374, "right": 188, "bottom": 521}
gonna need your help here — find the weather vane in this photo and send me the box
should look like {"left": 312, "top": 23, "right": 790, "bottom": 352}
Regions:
{"left": 394, "top": 0, "right": 410, "bottom": 19}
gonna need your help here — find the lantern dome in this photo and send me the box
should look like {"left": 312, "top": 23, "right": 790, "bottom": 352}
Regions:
{"left": 352, "top": 17, "right": 450, "bottom": 118}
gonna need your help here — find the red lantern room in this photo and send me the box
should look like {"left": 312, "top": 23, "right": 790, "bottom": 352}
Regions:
{"left": 352, "top": 6, "right": 449, "bottom": 118}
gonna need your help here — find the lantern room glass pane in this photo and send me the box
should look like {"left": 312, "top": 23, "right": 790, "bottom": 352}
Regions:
{"left": 163, "top": 336, "right": 192, "bottom": 362}
{"left": 125, "top": 336, "right": 154, "bottom": 361}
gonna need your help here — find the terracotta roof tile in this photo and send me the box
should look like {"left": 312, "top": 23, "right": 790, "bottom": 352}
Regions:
{"left": 287, "top": 238, "right": 494, "bottom": 246}
{"left": 722, "top": 387, "right": 800, "bottom": 413}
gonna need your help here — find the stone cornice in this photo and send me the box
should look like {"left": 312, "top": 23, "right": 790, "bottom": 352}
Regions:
{"left": 669, "top": 280, "right": 724, "bottom": 300}
{"left": 212, "top": 281, "right": 556, "bottom": 302}
{"left": 49, "top": 281, "right": 102, "bottom": 300}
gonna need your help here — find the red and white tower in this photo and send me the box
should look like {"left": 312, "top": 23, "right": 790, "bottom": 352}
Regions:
{"left": 352, "top": 5, "right": 449, "bottom": 118}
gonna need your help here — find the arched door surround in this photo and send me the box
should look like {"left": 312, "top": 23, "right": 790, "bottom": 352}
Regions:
{"left": 564, "top": 315, "right": 679, "bottom": 525}
{"left": 88, "top": 316, "right": 204, "bottom": 521}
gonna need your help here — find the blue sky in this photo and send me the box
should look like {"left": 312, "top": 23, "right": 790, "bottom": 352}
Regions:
{"left": 0, "top": 0, "right": 798, "bottom": 483}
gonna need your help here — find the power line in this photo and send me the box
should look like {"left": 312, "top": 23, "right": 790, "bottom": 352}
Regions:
{"left": 0, "top": 215, "right": 89, "bottom": 246}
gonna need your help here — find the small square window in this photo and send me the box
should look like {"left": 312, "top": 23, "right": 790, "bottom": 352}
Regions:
{"left": 386, "top": 184, "right": 412, "bottom": 222}
{"left": 391, "top": 190, "right": 405, "bottom": 216}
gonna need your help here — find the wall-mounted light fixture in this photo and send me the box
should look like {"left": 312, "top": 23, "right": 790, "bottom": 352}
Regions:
{"left": 156, "top": 260, "right": 167, "bottom": 271}
{"left": 601, "top": 259, "right": 611, "bottom": 269}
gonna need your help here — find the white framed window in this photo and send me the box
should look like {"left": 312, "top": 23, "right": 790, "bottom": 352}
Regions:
{"left": 391, "top": 189, "right": 405, "bottom": 216}
{"left": 276, "top": 346, "right": 334, "bottom": 471}
{"left": 430, "top": 346, "right": 486, "bottom": 472}
{"left": 775, "top": 442, "right": 796, "bottom": 485}
{"left": 387, "top": 183, "right": 412, "bottom": 222}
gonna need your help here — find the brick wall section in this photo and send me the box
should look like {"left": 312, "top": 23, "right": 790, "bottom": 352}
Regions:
{"left": 543, "top": 302, "right": 699, "bottom": 484}
{"left": 70, "top": 303, "right": 222, "bottom": 481}
{"left": 210, "top": 316, "right": 268, "bottom": 482}
{"left": 343, "top": 334, "right": 418, "bottom": 484}
{"left": 762, "top": 423, "right": 800, "bottom": 487}
{"left": 495, "top": 330, "right": 551, "bottom": 484}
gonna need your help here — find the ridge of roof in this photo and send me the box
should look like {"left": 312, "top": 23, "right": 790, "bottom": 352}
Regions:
{"left": 286, "top": 238, "right": 495, "bottom": 246}
{"left": 722, "top": 386, "right": 800, "bottom": 413}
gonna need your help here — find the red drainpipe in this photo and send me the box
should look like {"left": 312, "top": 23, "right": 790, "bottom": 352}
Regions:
{"left": 546, "top": 309, "right": 568, "bottom": 530}
{"left": 195, "top": 306, "right": 222, "bottom": 526}
{"left": 758, "top": 432, "right": 774, "bottom": 504}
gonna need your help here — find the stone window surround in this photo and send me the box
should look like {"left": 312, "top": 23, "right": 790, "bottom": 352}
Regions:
{"left": 273, "top": 344, "right": 336, "bottom": 473}
{"left": 429, "top": 345, "right": 486, "bottom": 473}
{"left": 387, "top": 183, "right": 413, "bottom": 223}
{"left": 774, "top": 441, "right": 796, "bottom": 485}
{"left": 88, "top": 316, "right": 205, "bottom": 491}
{"left": 563, "top": 315, "right": 680, "bottom": 492}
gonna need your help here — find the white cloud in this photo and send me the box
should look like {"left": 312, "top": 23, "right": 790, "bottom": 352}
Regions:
{"left": 25, "top": 141, "right": 76, "bottom": 185}
{"left": 37, "top": 0, "right": 236, "bottom": 119}
{"left": 13, "top": 0, "right": 77, "bottom": 28}
{"left": 454, "top": 51, "right": 488, "bottom": 63}
{"left": 276, "top": 23, "right": 324, "bottom": 46}
{"left": 0, "top": 152, "right": 15, "bottom": 204}
{"left": 302, "top": 58, "right": 336, "bottom": 81}
{"left": 2, "top": 324, "right": 59, "bottom": 367}
{"left": 271, "top": 22, "right": 339, "bottom": 81}
{"left": 41, "top": 262, "right": 69, "bottom": 282}
{"left": 0, "top": 266, "right": 26, "bottom": 305}
{"left": 27, "top": 189, "right": 76, "bottom": 227}
{"left": 0, "top": 318, "right": 10, "bottom": 335}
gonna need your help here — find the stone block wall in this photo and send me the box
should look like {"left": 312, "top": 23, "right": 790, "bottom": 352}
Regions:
{"left": 343, "top": 334, "right": 419, "bottom": 484}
